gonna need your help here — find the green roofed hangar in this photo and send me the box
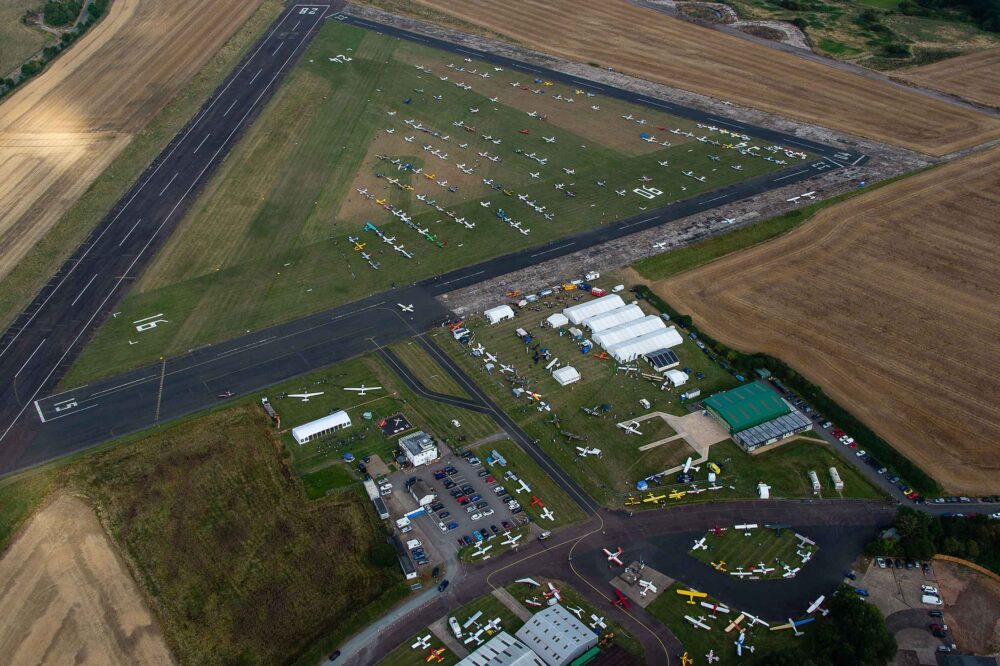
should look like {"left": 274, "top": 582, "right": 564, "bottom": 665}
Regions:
{"left": 703, "top": 381, "right": 812, "bottom": 452}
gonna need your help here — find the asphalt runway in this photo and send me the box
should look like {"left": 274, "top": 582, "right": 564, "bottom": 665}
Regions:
{"left": 0, "top": 9, "right": 863, "bottom": 473}
{"left": 0, "top": 2, "right": 340, "bottom": 470}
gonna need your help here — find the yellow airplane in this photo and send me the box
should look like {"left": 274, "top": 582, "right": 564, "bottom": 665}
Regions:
{"left": 543, "top": 80, "right": 553, "bottom": 86}
{"left": 352, "top": 241, "right": 366, "bottom": 251}
{"left": 423, "top": 172, "right": 436, "bottom": 180}
{"left": 574, "top": 88, "right": 585, "bottom": 95}
{"left": 707, "top": 462, "right": 721, "bottom": 475}
{"left": 677, "top": 588, "right": 708, "bottom": 604}
{"left": 669, "top": 489, "right": 686, "bottom": 500}
{"left": 624, "top": 496, "right": 641, "bottom": 507}
{"left": 376, "top": 198, "right": 387, "bottom": 205}
{"left": 680, "top": 652, "right": 694, "bottom": 666}
{"left": 643, "top": 492, "right": 666, "bottom": 504}
{"left": 711, "top": 560, "right": 727, "bottom": 572}
{"left": 403, "top": 184, "right": 415, "bottom": 191}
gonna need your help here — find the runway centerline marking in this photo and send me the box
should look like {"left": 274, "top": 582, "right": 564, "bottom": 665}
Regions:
{"left": 775, "top": 169, "right": 810, "bottom": 181}
{"left": 14, "top": 339, "right": 46, "bottom": 378}
{"left": 118, "top": 218, "right": 142, "bottom": 246}
{"left": 272, "top": 41, "right": 284, "bottom": 58}
{"left": 247, "top": 67, "right": 263, "bottom": 86}
{"left": 158, "top": 173, "right": 179, "bottom": 196}
{"left": 192, "top": 133, "right": 210, "bottom": 154}
{"left": 621, "top": 216, "right": 656, "bottom": 229}
{"left": 222, "top": 98, "right": 239, "bottom": 117}
{"left": 530, "top": 242, "right": 574, "bottom": 258}
{"left": 437, "top": 271, "right": 484, "bottom": 287}
{"left": 70, "top": 274, "right": 99, "bottom": 307}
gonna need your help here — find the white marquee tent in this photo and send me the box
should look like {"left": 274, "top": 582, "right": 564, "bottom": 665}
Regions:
{"left": 583, "top": 304, "right": 644, "bottom": 333}
{"left": 608, "top": 327, "right": 684, "bottom": 362}
{"left": 592, "top": 315, "right": 666, "bottom": 349}
{"left": 545, "top": 312, "right": 569, "bottom": 328}
{"left": 552, "top": 365, "right": 581, "bottom": 386}
{"left": 562, "top": 294, "right": 625, "bottom": 325}
{"left": 484, "top": 304, "right": 515, "bottom": 325}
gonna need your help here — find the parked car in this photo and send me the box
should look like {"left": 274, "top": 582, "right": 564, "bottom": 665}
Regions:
{"left": 856, "top": 449, "right": 867, "bottom": 457}
{"left": 875, "top": 557, "right": 887, "bottom": 568}
{"left": 928, "top": 610, "right": 943, "bottom": 618}
{"left": 470, "top": 494, "right": 482, "bottom": 503}
{"left": 430, "top": 502, "right": 444, "bottom": 512}
{"left": 481, "top": 508, "right": 495, "bottom": 517}
{"left": 490, "top": 525, "right": 499, "bottom": 535}
{"left": 476, "top": 501, "right": 489, "bottom": 510}
{"left": 853, "top": 588, "right": 870, "bottom": 597}
{"left": 446, "top": 522, "right": 458, "bottom": 531}
{"left": 471, "top": 512, "right": 483, "bottom": 521}
{"left": 438, "top": 579, "right": 450, "bottom": 592}
{"left": 438, "top": 511, "right": 450, "bottom": 520}
{"left": 477, "top": 470, "right": 489, "bottom": 478}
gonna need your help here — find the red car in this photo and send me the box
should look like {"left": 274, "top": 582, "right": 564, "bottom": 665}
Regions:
{"left": 485, "top": 475, "right": 496, "bottom": 485}
{"left": 831, "top": 428, "right": 845, "bottom": 438}
{"left": 457, "top": 496, "right": 470, "bottom": 505}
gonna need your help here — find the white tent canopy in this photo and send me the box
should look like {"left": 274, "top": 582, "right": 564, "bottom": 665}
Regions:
{"left": 562, "top": 294, "right": 625, "bottom": 325}
{"left": 608, "top": 326, "right": 683, "bottom": 362}
{"left": 484, "top": 304, "right": 515, "bottom": 324}
{"left": 552, "top": 365, "right": 581, "bottom": 386}
{"left": 583, "top": 304, "right": 644, "bottom": 333}
{"left": 292, "top": 410, "right": 352, "bottom": 445}
{"left": 592, "top": 315, "right": 666, "bottom": 349}
{"left": 665, "top": 369, "right": 689, "bottom": 387}
{"left": 545, "top": 312, "right": 569, "bottom": 328}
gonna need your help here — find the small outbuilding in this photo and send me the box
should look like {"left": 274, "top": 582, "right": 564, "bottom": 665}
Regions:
{"left": 757, "top": 482, "right": 771, "bottom": 499}
{"left": 485, "top": 304, "right": 515, "bottom": 324}
{"left": 291, "top": 410, "right": 352, "bottom": 445}
{"left": 552, "top": 366, "right": 581, "bottom": 386}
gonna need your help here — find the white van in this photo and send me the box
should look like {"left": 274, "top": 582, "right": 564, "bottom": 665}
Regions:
{"left": 922, "top": 594, "right": 943, "bottom": 606}
{"left": 406, "top": 539, "right": 422, "bottom": 550}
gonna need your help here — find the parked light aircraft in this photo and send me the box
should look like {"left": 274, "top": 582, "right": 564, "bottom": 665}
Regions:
{"left": 344, "top": 385, "right": 382, "bottom": 396}
{"left": 603, "top": 547, "right": 625, "bottom": 566}
{"left": 288, "top": 391, "right": 324, "bottom": 402}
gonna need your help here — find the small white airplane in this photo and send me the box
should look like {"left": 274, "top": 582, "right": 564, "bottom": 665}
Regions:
{"left": 515, "top": 479, "right": 531, "bottom": 494}
{"left": 403, "top": 135, "right": 414, "bottom": 143}
{"left": 731, "top": 568, "right": 752, "bottom": 579}
{"left": 385, "top": 128, "right": 395, "bottom": 134}
{"left": 344, "top": 385, "right": 382, "bottom": 396}
{"left": 806, "top": 595, "right": 829, "bottom": 616}
{"left": 566, "top": 606, "right": 585, "bottom": 619}
{"left": 700, "top": 601, "right": 731, "bottom": 615}
{"left": 692, "top": 537, "right": 708, "bottom": 551}
{"left": 685, "top": 615, "right": 712, "bottom": 631}
{"left": 469, "top": 107, "right": 479, "bottom": 113}
{"left": 576, "top": 447, "right": 602, "bottom": 457}
{"left": 706, "top": 649, "right": 720, "bottom": 663}
{"left": 744, "top": 612, "right": 769, "bottom": 628}
{"left": 591, "top": 105, "right": 600, "bottom": 110}
{"left": 411, "top": 634, "right": 432, "bottom": 650}
{"left": 288, "top": 391, "right": 324, "bottom": 402}
{"left": 529, "top": 172, "right": 540, "bottom": 179}
{"left": 782, "top": 566, "right": 801, "bottom": 578}
{"left": 472, "top": 543, "right": 493, "bottom": 558}
{"left": 638, "top": 580, "right": 658, "bottom": 597}
{"left": 618, "top": 421, "right": 642, "bottom": 436}
{"left": 795, "top": 533, "right": 817, "bottom": 548}
{"left": 543, "top": 136, "right": 556, "bottom": 143}
{"left": 500, "top": 533, "right": 522, "bottom": 547}
{"left": 658, "top": 160, "right": 669, "bottom": 166}
{"left": 616, "top": 189, "right": 626, "bottom": 196}
{"left": 540, "top": 507, "right": 555, "bottom": 521}
{"left": 653, "top": 241, "right": 668, "bottom": 250}
{"left": 562, "top": 167, "right": 575, "bottom": 175}
{"left": 603, "top": 547, "right": 624, "bottom": 566}
{"left": 397, "top": 303, "right": 414, "bottom": 312}
{"left": 489, "top": 96, "right": 499, "bottom": 103}
{"left": 590, "top": 614, "right": 607, "bottom": 630}
{"left": 720, "top": 217, "right": 736, "bottom": 225}
{"left": 356, "top": 187, "right": 368, "bottom": 195}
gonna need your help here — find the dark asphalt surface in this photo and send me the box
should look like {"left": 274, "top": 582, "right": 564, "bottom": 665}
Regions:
{"left": 0, "top": 2, "right": 340, "bottom": 470}
{"left": 1, "top": 11, "right": 860, "bottom": 475}
{"left": 347, "top": 499, "right": 894, "bottom": 665}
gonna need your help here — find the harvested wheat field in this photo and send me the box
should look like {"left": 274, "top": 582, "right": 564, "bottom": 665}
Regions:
{"left": 0, "top": 0, "right": 263, "bottom": 280}
{"left": 896, "top": 48, "right": 1000, "bottom": 109}
{"left": 412, "top": 0, "right": 1000, "bottom": 155}
{"left": 0, "top": 494, "right": 174, "bottom": 665}
{"left": 658, "top": 147, "right": 1000, "bottom": 494}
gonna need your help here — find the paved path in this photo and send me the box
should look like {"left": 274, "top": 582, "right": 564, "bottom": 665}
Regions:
{"left": 492, "top": 588, "right": 532, "bottom": 622}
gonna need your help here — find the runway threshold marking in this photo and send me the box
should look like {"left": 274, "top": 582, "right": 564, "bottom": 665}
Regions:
{"left": 70, "top": 274, "right": 98, "bottom": 307}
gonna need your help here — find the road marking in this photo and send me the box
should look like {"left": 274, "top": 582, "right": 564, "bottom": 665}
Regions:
{"left": 89, "top": 375, "right": 157, "bottom": 399}
{"left": 118, "top": 218, "right": 143, "bottom": 247}
{"left": 826, "top": 157, "right": 845, "bottom": 168}
{"left": 774, "top": 169, "right": 809, "bottom": 181}
{"left": 40, "top": 403, "right": 98, "bottom": 423}
{"left": 530, "top": 242, "right": 574, "bottom": 258}
{"left": 707, "top": 117, "right": 744, "bottom": 129}
{"left": 247, "top": 67, "right": 263, "bottom": 86}
{"left": 786, "top": 139, "right": 816, "bottom": 149}
{"left": 621, "top": 216, "right": 656, "bottom": 229}
{"left": 14, "top": 339, "right": 46, "bottom": 378}
{"left": 223, "top": 98, "right": 239, "bottom": 117}
{"left": 437, "top": 270, "right": 484, "bottom": 288}
{"left": 272, "top": 41, "right": 284, "bottom": 58}
{"left": 193, "top": 133, "right": 210, "bottom": 154}
{"left": 701, "top": 194, "right": 728, "bottom": 204}
{"left": 292, "top": 20, "right": 301, "bottom": 31}
{"left": 158, "top": 173, "right": 179, "bottom": 196}
{"left": 34, "top": 401, "right": 46, "bottom": 423}
{"left": 852, "top": 154, "right": 866, "bottom": 165}
{"left": 70, "top": 274, "right": 98, "bottom": 307}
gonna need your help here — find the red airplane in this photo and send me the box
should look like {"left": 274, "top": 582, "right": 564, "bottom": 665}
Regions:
{"left": 710, "top": 525, "right": 728, "bottom": 537}
{"left": 612, "top": 588, "right": 631, "bottom": 610}
{"left": 519, "top": 128, "right": 530, "bottom": 134}
{"left": 448, "top": 320, "right": 465, "bottom": 331}
{"left": 592, "top": 352, "right": 609, "bottom": 360}
{"left": 530, "top": 495, "right": 545, "bottom": 508}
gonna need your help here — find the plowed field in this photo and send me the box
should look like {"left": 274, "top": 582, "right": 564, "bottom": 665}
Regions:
{"left": 896, "top": 47, "right": 1000, "bottom": 109}
{"left": 658, "top": 147, "right": 1000, "bottom": 494}
{"left": 412, "top": 0, "right": 1000, "bottom": 155}
{"left": 0, "top": 0, "right": 263, "bottom": 279}
{"left": 0, "top": 494, "right": 174, "bottom": 665}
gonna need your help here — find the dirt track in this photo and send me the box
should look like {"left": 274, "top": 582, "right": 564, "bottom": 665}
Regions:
{"left": 0, "top": 0, "right": 263, "bottom": 279}
{"left": 657, "top": 147, "right": 1000, "bottom": 494}
{"left": 0, "top": 494, "right": 174, "bottom": 665}
{"left": 411, "top": 0, "right": 1000, "bottom": 156}
{"left": 895, "top": 47, "right": 1000, "bottom": 109}
{"left": 935, "top": 559, "right": 1000, "bottom": 656}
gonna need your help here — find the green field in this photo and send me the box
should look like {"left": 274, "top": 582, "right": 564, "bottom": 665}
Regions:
{"left": 64, "top": 19, "right": 801, "bottom": 386}
{"left": 483, "top": 439, "right": 587, "bottom": 529}
{"left": 435, "top": 297, "right": 884, "bottom": 507}
{"left": 390, "top": 339, "right": 472, "bottom": 397}
{"left": 378, "top": 629, "right": 458, "bottom": 666}
{"left": 64, "top": 405, "right": 402, "bottom": 665}
{"left": 504, "top": 578, "right": 644, "bottom": 659}
{"left": 688, "top": 527, "right": 814, "bottom": 579}
{"left": 0, "top": 1, "right": 53, "bottom": 75}
{"left": 646, "top": 583, "right": 797, "bottom": 663}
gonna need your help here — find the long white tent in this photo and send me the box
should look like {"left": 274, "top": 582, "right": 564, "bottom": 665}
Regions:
{"left": 592, "top": 315, "right": 666, "bottom": 349}
{"left": 563, "top": 294, "right": 625, "bottom": 325}
{"left": 583, "top": 303, "right": 644, "bottom": 333}
{"left": 608, "top": 327, "right": 684, "bottom": 362}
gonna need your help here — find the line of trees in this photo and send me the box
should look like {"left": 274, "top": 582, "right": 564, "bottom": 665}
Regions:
{"left": 42, "top": 0, "right": 83, "bottom": 27}
{"left": 635, "top": 285, "right": 941, "bottom": 496}
{"left": 2, "top": 0, "right": 110, "bottom": 100}
{"left": 900, "top": 0, "right": 1000, "bottom": 31}
{"left": 867, "top": 507, "right": 1000, "bottom": 573}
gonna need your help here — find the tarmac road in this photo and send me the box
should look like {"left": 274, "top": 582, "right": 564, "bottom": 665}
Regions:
{"left": 0, "top": 8, "right": 859, "bottom": 473}
{"left": 341, "top": 498, "right": 894, "bottom": 665}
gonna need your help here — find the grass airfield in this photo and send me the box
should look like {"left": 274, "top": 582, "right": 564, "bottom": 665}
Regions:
{"left": 65, "top": 20, "right": 802, "bottom": 386}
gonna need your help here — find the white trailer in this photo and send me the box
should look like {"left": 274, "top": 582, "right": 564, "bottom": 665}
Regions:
{"left": 829, "top": 467, "right": 844, "bottom": 491}
{"left": 807, "top": 470, "right": 821, "bottom": 494}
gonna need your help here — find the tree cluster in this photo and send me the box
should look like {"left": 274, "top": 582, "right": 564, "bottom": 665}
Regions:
{"left": 869, "top": 508, "right": 1000, "bottom": 573}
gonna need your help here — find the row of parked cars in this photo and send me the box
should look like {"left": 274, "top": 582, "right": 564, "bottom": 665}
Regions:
{"left": 455, "top": 520, "right": 518, "bottom": 547}
{"left": 825, "top": 424, "right": 925, "bottom": 502}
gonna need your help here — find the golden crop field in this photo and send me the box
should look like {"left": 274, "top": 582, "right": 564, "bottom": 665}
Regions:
{"left": 658, "top": 147, "right": 1000, "bottom": 494}
{"left": 895, "top": 47, "right": 1000, "bottom": 109}
{"left": 412, "top": 0, "right": 1000, "bottom": 155}
{"left": 0, "top": 0, "right": 263, "bottom": 280}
